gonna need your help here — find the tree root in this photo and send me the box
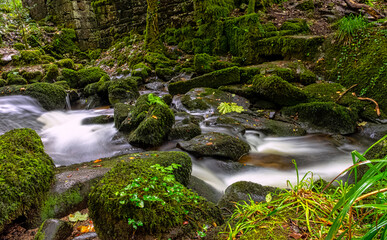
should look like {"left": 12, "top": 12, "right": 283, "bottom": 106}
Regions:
{"left": 343, "top": 0, "right": 385, "bottom": 19}
{"left": 352, "top": 93, "right": 381, "bottom": 116}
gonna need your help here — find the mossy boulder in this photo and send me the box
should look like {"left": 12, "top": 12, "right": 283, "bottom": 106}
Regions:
{"left": 180, "top": 87, "right": 250, "bottom": 112}
{"left": 155, "top": 67, "right": 174, "bottom": 81}
{"left": 0, "top": 79, "right": 6, "bottom": 87}
{"left": 12, "top": 50, "right": 42, "bottom": 65}
{"left": 279, "top": 19, "right": 310, "bottom": 33}
{"left": 88, "top": 152, "right": 222, "bottom": 239}
{"left": 194, "top": 53, "right": 214, "bottom": 74}
{"left": 50, "top": 28, "right": 81, "bottom": 58}
{"left": 132, "top": 62, "right": 151, "bottom": 79}
{"left": 0, "top": 82, "right": 66, "bottom": 110}
{"left": 6, "top": 72, "right": 28, "bottom": 85}
{"left": 119, "top": 94, "right": 175, "bottom": 147}
{"left": 169, "top": 122, "right": 202, "bottom": 141}
{"left": 113, "top": 103, "right": 132, "bottom": 129}
{"left": 60, "top": 68, "right": 79, "bottom": 88}
{"left": 168, "top": 66, "right": 240, "bottom": 95}
{"left": 217, "top": 181, "right": 277, "bottom": 212}
{"left": 21, "top": 71, "right": 43, "bottom": 83}
{"left": 0, "top": 129, "right": 55, "bottom": 233}
{"left": 57, "top": 59, "right": 75, "bottom": 69}
{"left": 282, "top": 102, "right": 358, "bottom": 134}
{"left": 365, "top": 139, "right": 387, "bottom": 160}
{"left": 34, "top": 219, "right": 72, "bottom": 240}
{"left": 42, "top": 64, "right": 59, "bottom": 82}
{"left": 108, "top": 77, "right": 139, "bottom": 105}
{"left": 77, "top": 67, "right": 108, "bottom": 89}
{"left": 82, "top": 115, "right": 114, "bottom": 125}
{"left": 178, "top": 132, "right": 250, "bottom": 161}
{"left": 253, "top": 74, "right": 307, "bottom": 106}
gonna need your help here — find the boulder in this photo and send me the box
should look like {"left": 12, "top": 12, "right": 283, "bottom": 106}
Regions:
{"left": 253, "top": 74, "right": 307, "bottom": 106}
{"left": 107, "top": 77, "right": 139, "bottom": 104}
{"left": 188, "top": 176, "right": 222, "bottom": 204}
{"left": 0, "top": 129, "right": 55, "bottom": 233}
{"left": 282, "top": 102, "right": 358, "bottom": 134}
{"left": 178, "top": 132, "right": 250, "bottom": 161}
{"left": 88, "top": 152, "right": 222, "bottom": 239}
{"left": 113, "top": 103, "right": 132, "bottom": 129}
{"left": 217, "top": 181, "right": 277, "bottom": 212}
{"left": 119, "top": 94, "right": 174, "bottom": 147}
{"left": 168, "top": 66, "right": 240, "bottom": 95}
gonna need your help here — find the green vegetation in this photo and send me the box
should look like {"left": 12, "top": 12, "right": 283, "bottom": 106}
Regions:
{"left": 217, "top": 102, "right": 245, "bottom": 114}
{"left": 335, "top": 14, "right": 369, "bottom": 44}
{"left": 222, "top": 138, "right": 387, "bottom": 239}
{"left": 0, "top": 129, "right": 55, "bottom": 233}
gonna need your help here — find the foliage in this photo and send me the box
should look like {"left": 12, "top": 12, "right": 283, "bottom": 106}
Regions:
{"left": 223, "top": 136, "right": 387, "bottom": 239}
{"left": 217, "top": 102, "right": 245, "bottom": 114}
{"left": 69, "top": 211, "right": 89, "bottom": 222}
{"left": 148, "top": 93, "right": 168, "bottom": 107}
{"left": 336, "top": 14, "right": 369, "bottom": 44}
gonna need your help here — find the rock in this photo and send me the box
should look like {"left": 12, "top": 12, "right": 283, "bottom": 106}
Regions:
{"left": 88, "top": 152, "right": 222, "bottom": 239}
{"left": 113, "top": 103, "right": 132, "bottom": 129}
{"left": 169, "top": 122, "right": 201, "bottom": 141}
{"left": 6, "top": 72, "right": 28, "bottom": 85}
{"left": 217, "top": 181, "right": 277, "bottom": 212}
{"left": 107, "top": 77, "right": 139, "bottom": 105}
{"left": 82, "top": 115, "right": 114, "bottom": 125}
{"left": 282, "top": 102, "right": 358, "bottom": 134}
{"left": 178, "top": 132, "right": 250, "bottom": 161}
{"left": 181, "top": 87, "right": 250, "bottom": 112}
{"left": 34, "top": 219, "right": 72, "bottom": 240}
{"left": 0, "top": 129, "right": 55, "bottom": 233}
{"left": 188, "top": 176, "right": 222, "bottom": 204}
{"left": 358, "top": 123, "right": 387, "bottom": 140}
{"left": 145, "top": 81, "right": 165, "bottom": 91}
{"left": 253, "top": 74, "right": 307, "bottom": 106}
{"left": 72, "top": 232, "right": 99, "bottom": 240}
{"left": 120, "top": 94, "right": 175, "bottom": 147}
{"left": 168, "top": 66, "right": 240, "bottom": 95}
{"left": 216, "top": 112, "right": 306, "bottom": 137}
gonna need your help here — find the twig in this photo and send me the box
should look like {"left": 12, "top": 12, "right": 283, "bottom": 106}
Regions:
{"left": 352, "top": 93, "right": 381, "bottom": 116}
{"left": 335, "top": 84, "right": 358, "bottom": 103}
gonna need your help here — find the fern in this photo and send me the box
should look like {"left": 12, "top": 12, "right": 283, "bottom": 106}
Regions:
{"left": 217, "top": 102, "right": 245, "bottom": 114}
{"left": 148, "top": 93, "right": 168, "bottom": 107}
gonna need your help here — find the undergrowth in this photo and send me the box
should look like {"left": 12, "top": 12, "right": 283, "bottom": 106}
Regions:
{"left": 223, "top": 135, "right": 387, "bottom": 239}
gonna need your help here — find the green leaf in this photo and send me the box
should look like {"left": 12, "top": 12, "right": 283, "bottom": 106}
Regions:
{"left": 68, "top": 211, "right": 88, "bottom": 222}
{"left": 265, "top": 193, "right": 272, "bottom": 203}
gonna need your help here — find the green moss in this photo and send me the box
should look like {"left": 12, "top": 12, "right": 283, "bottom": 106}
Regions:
{"left": 77, "top": 67, "right": 108, "bottom": 89}
{"left": 155, "top": 68, "right": 174, "bottom": 80}
{"left": 324, "top": 28, "right": 387, "bottom": 113}
{"left": 194, "top": 53, "right": 214, "bottom": 74}
{"left": 42, "top": 64, "right": 59, "bottom": 83}
{"left": 53, "top": 81, "right": 70, "bottom": 90}
{"left": 169, "top": 66, "right": 240, "bottom": 95}
{"left": 89, "top": 49, "right": 102, "bottom": 60}
{"left": 40, "top": 189, "right": 83, "bottom": 221}
{"left": 89, "top": 152, "right": 222, "bottom": 239}
{"left": 144, "top": 0, "right": 162, "bottom": 52}
{"left": 61, "top": 68, "right": 79, "bottom": 88}
{"left": 6, "top": 72, "right": 28, "bottom": 85}
{"left": 194, "top": 0, "right": 234, "bottom": 22}
{"left": 279, "top": 19, "right": 310, "bottom": 33}
{"left": 253, "top": 74, "right": 306, "bottom": 106}
{"left": 295, "top": 0, "right": 315, "bottom": 11}
{"left": 282, "top": 102, "right": 358, "bottom": 134}
{"left": 240, "top": 66, "right": 263, "bottom": 83}
{"left": 122, "top": 94, "right": 175, "bottom": 147}
{"left": 13, "top": 42, "right": 25, "bottom": 50}
{"left": 144, "top": 52, "right": 174, "bottom": 69}
{"left": 0, "top": 79, "right": 6, "bottom": 87}
{"left": 24, "top": 82, "right": 67, "bottom": 110}
{"left": 114, "top": 103, "right": 132, "bottom": 129}
{"left": 12, "top": 50, "right": 42, "bottom": 65}
{"left": 108, "top": 77, "right": 139, "bottom": 105}
{"left": 57, "top": 59, "right": 75, "bottom": 69}
{"left": 21, "top": 71, "right": 43, "bottom": 83}
{"left": 273, "top": 67, "right": 296, "bottom": 82}
{"left": 0, "top": 129, "right": 55, "bottom": 233}
{"left": 132, "top": 63, "right": 151, "bottom": 79}
{"left": 299, "top": 69, "right": 316, "bottom": 85}
{"left": 51, "top": 28, "right": 81, "bottom": 57}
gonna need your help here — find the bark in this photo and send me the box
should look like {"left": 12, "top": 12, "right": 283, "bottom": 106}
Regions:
{"left": 344, "top": 0, "right": 385, "bottom": 19}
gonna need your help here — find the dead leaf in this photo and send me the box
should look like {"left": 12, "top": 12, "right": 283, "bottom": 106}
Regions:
{"left": 152, "top": 115, "right": 158, "bottom": 119}
{"left": 289, "top": 232, "right": 303, "bottom": 239}
{"left": 206, "top": 142, "right": 213, "bottom": 146}
{"left": 93, "top": 165, "right": 102, "bottom": 167}
{"left": 93, "top": 159, "right": 102, "bottom": 163}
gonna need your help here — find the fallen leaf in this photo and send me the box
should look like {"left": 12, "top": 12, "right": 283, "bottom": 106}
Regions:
{"left": 289, "top": 232, "right": 303, "bottom": 239}
{"left": 206, "top": 142, "right": 213, "bottom": 146}
{"left": 77, "top": 225, "right": 95, "bottom": 233}
{"left": 183, "top": 221, "right": 189, "bottom": 225}
{"left": 93, "top": 159, "right": 102, "bottom": 163}
{"left": 129, "top": 157, "right": 135, "bottom": 160}
{"left": 152, "top": 115, "right": 158, "bottom": 119}
{"left": 69, "top": 211, "right": 88, "bottom": 222}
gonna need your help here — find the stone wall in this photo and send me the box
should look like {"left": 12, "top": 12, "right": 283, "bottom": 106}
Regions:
{"left": 23, "top": 0, "right": 193, "bottom": 50}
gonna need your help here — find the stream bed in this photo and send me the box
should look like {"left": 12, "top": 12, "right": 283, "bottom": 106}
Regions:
{"left": 0, "top": 95, "right": 371, "bottom": 191}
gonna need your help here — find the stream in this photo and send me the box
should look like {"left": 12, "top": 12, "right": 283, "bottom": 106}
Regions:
{"left": 0, "top": 95, "right": 371, "bottom": 192}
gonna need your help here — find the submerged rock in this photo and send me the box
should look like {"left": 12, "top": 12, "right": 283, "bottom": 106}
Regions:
{"left": 178, "top": 132, "right": 250, "bottom": 161}
{"left": 0, "top": 129, "right": 55, "bottom": 233}
{"left": 88, "top": 151, "right": 222, "bottom": 239}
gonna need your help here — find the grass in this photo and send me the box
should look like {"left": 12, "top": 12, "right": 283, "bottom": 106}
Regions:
{"left": 222, "top": 135, "right": 387, "bottom": 239}
{"left": 335, "top": 14, "right": 369, "bottom": 44}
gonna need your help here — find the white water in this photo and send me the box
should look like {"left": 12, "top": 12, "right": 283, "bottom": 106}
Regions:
{"left": 0, "top": 95, "right": 134, "bottom": 166}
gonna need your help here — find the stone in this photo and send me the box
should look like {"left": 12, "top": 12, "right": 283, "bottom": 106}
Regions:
{"left": 34, "top": 219, "right": 72, "bottom": 240}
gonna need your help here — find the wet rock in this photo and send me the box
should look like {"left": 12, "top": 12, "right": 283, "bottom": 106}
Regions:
{"left": 216, "top": 112, "right": 306, "bottom": 137}
{"left": 358, "top": 123, "right": 387, "bottom": 140}
{"left": 72, "top": 232, "right": 99, "bottom": 240}
{"left": 168, "top": 66, "right": 240, "bottom": 95}
{"left": 34, "top": 219, "right": 72, "bottom": 240}
{"left": 178, "top": 132, "right": 250, "bottom": 161}
{"left": 81, "top": 115, "right": 114, "bottom": 125}
{"left": 145, "top": 81, "right": 165, "bottom": 91}
{"left": 217, "top": 181, "right": 277, "bottom": 212}
{"left": 169, "top": 122, "right": 201, "bottom": 141}
{"left": 181, "top": 87, "right": 250, "bottom": 112}
{"left": 188, "top": 176, "right": 222, "bottom": 204}
{"left": 113, "top": 103, "right": 132, "bottom": 129}
{"left": 108, "top": 77, "right": 139, "bottom": 105}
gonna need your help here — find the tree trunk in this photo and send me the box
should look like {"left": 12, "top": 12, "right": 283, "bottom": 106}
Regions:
{"left": 343, "top": 0, "right": 385, "bottom": 19}
{"left": 145, "top": 0, "right": 162, "bottom": 52}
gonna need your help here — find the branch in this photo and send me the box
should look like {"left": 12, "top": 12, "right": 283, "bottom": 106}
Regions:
{"left": 343, "top": 0, "right": 385, "bottom": 19}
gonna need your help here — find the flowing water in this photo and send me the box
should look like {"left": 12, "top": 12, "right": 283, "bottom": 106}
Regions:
{"left": 0, "top": 95, "right": 370, "bottom": 191}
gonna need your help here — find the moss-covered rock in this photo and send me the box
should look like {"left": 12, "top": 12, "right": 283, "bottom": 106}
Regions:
{"left": 113, "top": 103, "right": 132, "bottom": 129}
{"left": 108, "top": 77, "right": 139, "bottom": 105}
{"left": 0, "top": 82, "right": 66, "bottom": 110}
{"left": 194, "top": 53, "right": 214, "bottom": 74}
{"left": 0, "top": 79, "right": 6, "bottom": 87}
{"left": 169, "top": 122, "right": 202, "bottom": 141}
{"left": 279, "top": 19, "right": 310, "bottom": 33}
{"left": 88, "top": 152, "right": 222, "bottom": 239}
{"left": 253, "top": 74, "right": 307, "bottom": 106}
{"left": 6, "top": 72, "right": 28, "bottom": 85}
{"left": 217, "top": 181, "right": 277, "bottom": 212}
{"left": 57, "top": 58, "right": 75, "bottom": 69}
{"left": 178, "top": 132, "right": 250, "bottom": 161}
{"left": 50, "top": 28, "right": 81, "bottom": 58}
{"left": 21, "top": 71, "right": 43, "bottom": 83}
{"left": 132, "top": 62, "right": 151, "bottom": 79}
{"left": 119, "top": 94, "right": 175, "bottom": 147}
{"left": 365, "top": 139, "right": 387, "bottom": 160}
{"left": 61, "top": 68, "right": 79, "bottom": 88}
{"left": 34, "top": 219, "right": 72, "bottom": 240}
{"left": 42, "top": 64, "right": 59, "bottom": 82}
{"left": 0, "top": 129, "right": 55, "bottom": 233}
{"left": 282, "top": 102, "right": 358, "bottom": 134}
{"left": 188, "top": 176, "right": 222, "bottom": 204}
{"left": 82, "top": 115, "right": 114, "bottom": 125}
{"left": 12, "top": 50, "right": 42, "bottom": 65}
{"left": 169, "top": 66, "right": 240, "bottom": 95}
{"left": 78, "top": 67, "right": 108, "bottom": 89}
{"left": 155, "top": 67, "right": 174, "bottom": 81}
